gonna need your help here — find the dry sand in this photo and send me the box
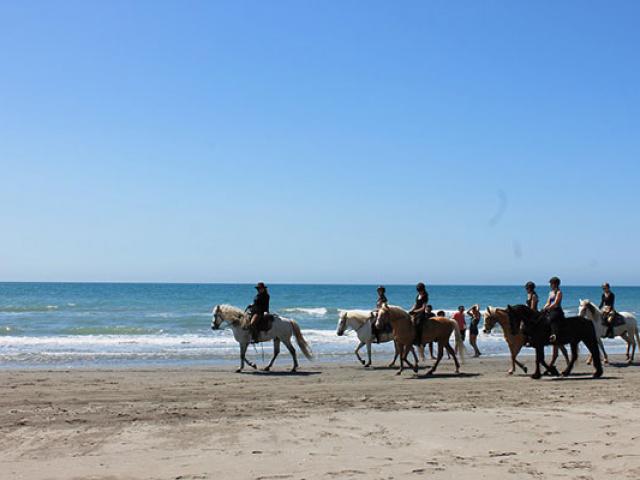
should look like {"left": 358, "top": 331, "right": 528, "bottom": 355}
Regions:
{"left": 2, "top": 355, "right": 640, "bottom": 480}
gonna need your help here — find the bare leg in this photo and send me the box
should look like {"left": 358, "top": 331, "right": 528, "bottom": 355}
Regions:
{"left": 470, "top": 334, "right": 481, "bottom": 357}
{"left": 264, "top": 338, "right": 280, "bottom": 371}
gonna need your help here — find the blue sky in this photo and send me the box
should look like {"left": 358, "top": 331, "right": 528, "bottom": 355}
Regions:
{"left": 1, "top": 1, "right": 639, "bottom": 285}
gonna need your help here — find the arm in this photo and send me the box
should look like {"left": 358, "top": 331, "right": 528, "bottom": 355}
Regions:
{"left": 531, "top": 295, "right": 538, "bottom": 312}
{"left": 599, "top": 294, "right": 605, "bottom": 309}
{"left": 611, "top": 292, "right": 615, "bottom": 308}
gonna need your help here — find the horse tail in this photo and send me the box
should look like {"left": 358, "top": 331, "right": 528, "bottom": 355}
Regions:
{"left": 633, "top": 320, "right": 640, "bottom": 347}
{"left": 451, "top": 319, "right": 465, "bottom": 364}
{"left": 291, "top": 320, "right": 314, "bottom": 360}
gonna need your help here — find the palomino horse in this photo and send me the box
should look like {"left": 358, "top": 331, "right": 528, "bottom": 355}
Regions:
{"left": 212, "top": 304, "right": 313, "bottom": 372}
{"left": 483, "top": 307, "right": 570, "bottom": 375}
{"left": 336, "top": 309, "right": 418, "bottom": 368}
{"left": 376, "top": 304, "right": 464, "bottom": 376}
{"left": 578, "top": 299, "right": 639, "bottom": 364}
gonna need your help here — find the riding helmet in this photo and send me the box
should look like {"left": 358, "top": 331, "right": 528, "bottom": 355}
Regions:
{"left": 525, "top": 281, "right": 536, "bottom": 290}
{"left": 416, "top": 282, "right": 426, "bottom": 291}
{"left": 549, "top": 276, "right": 561, "bottom": 286}
{"left": 377, "top": 285, "right": 386, "bottom": 292}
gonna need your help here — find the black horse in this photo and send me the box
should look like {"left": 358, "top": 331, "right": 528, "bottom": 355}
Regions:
{"left": 506, "top": 305, "right": 603, "bottom": 379}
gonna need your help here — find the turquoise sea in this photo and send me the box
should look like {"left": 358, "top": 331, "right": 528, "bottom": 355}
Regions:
{"left": 1, "top": 283, "right": 637, "bottom": 368}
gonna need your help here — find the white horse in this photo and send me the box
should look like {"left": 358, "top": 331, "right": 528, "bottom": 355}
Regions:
{"left": 578, "top": 299, "right": 639, "bottom": 364}
{"left": 336, "top": 309, "right": 413, "bottom": 368}
{"left": 212, "top": 304, "right": 313, "bottom": 372}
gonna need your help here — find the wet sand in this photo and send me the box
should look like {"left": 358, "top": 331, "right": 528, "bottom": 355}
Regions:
{"left": 2, "top": 355, "right": 640, "bottom": 479}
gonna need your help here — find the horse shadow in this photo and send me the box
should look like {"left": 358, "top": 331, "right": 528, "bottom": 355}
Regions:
{"left": 606, "top": 361, "right": 640, "bottom": 368}
{"left": 410, "top": 372, "right": 481, "bottom": 380}
{"left": 549, "top": 373, "right": 617, "bottom": 381}
{"left": 240, "top": 370, "right": 322, "bottom": 377}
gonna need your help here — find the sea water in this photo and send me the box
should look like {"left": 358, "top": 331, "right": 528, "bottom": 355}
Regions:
{"left": 1, "top": 283, "right": 637, "bottom": 368}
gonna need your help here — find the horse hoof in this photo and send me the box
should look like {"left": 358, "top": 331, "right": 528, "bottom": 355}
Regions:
{"left": 251, "top": 364, "right": 258, "bottom": 370}
{"left": 263, "top": 367, "right": 270, "bottom": 372}
{"left": 235, "top": 368, "right": 243, "bottom": 373}
{"left": 424, "top": 370, "right": 434, "bottom": 377}
{"left": 395, "top": 370, "right": 402, "bottom": 376}
{"left": 531, "top": 373, "right": 541, "bottom": 380}
{"left": 291, "top": 367, "right": 298, "bottom": 373}
{"left": 364, "top": 363, "right": 371, "bottom": 368}
{"left": 593, "top": 370, "right": 603, "bottom": 378}
{"left": 523, "top": 367, "right": 528, "bottom": 374}
{"left": 604, "top": 359, "right": 609, "bottom": 365}
{"left": 561, "top": 370, "right": 570, "bottom": 377}
{"left": 507, "top": 370, "right": 514, "bottom": 375}
{"left": 359, "top": 360, "right": 365, "bottom": 365}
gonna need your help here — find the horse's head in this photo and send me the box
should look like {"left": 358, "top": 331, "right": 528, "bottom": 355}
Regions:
{"left": 211, "top": 305, "right": 224, "bottom": 330}
{"left": 375, "top": 304, "right": 390, "bottom": 330}
{"left": 578, "top": 299, "right": 595, "bottom": 319}
{"left": 336, "top": 311, "right": 348, "bottom": 336}
{"left": 483, "top": 306, "right": 498, "bottom": 334}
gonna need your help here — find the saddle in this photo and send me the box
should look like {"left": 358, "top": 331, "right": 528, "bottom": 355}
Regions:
{"left": 256, "top": 314, "right": 274, "bottom": 332}
{"left": 602, "top": 312, "right": 625, "bottom": 328}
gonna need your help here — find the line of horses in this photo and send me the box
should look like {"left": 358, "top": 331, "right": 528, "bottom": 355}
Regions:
{"left": 211, "top": 299, "right": 639, "bottom": 380}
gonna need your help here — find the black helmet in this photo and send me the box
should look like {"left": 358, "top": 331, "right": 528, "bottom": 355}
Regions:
{"left": 416, "top": 282, "right": 426, "bottom": 291}
{"left": 377, "top": 285, "right": 386, "bottom": 292}
{"left": 525, "top": 281, "right": 536, "bottom": 290}
{"left": 549, "top": 276, "right": 561, "bottom": 286}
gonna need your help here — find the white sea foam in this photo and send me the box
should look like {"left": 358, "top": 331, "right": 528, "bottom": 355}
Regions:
{"left": 281, "top": 307, "right": 329, "bottom": 316}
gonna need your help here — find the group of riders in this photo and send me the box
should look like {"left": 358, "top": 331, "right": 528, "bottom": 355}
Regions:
{"left": 246, "top": 278, "right": 620, "bottom": 345}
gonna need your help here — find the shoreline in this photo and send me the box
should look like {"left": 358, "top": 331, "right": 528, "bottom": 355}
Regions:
{"left": 2, "top": 356, "right": 640, "bottom": 479}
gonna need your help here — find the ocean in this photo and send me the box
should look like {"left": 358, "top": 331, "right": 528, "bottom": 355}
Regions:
{"left": 1, "top": 282, "right": 637, "bottom": 368}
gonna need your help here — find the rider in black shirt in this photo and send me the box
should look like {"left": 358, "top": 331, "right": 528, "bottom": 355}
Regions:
{"left": 600, "top": 283, "right": 616, "bottom": 338}
{"left": 409, "top": 282, "right": 429, "bottom": 344}
{"left": 249, "top": 282, "right": 270, "bottom": 343}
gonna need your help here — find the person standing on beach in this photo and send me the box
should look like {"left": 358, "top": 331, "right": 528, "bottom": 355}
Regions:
{"left": 467, "top": 304, "right": 482, "bottom": 357}
{"left": 544, "top": 277, "right": 564, "bottom": 343}
{"left": 248, "top": 282, "right": 270, "bottom": 343}
{"left": 600, "top": 283, "right": 616, "bottom": 338}
{"left": 409, "top": 283, "right": 429, "bottom": 343}
{"left": 452, "top": 306, "right": 467, "bottom": 341}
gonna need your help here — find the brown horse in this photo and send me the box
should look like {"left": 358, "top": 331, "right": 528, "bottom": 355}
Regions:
{"left": 483, "top": 306, "right": 570, "bottom": 375}
{"left": 376, "top": 304, "right": 464, "bottom": 376}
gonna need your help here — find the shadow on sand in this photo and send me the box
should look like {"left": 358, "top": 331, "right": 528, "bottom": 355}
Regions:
{"left": 240, "top": 370, "right": 322, "bottom": 377}
{"left": 410, "top": 372, "right": 481, "bottom": 380}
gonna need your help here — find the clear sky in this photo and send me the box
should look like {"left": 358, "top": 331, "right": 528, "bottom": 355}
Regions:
{"left": 1, "top": 1, "right": 639, "bottom": 285}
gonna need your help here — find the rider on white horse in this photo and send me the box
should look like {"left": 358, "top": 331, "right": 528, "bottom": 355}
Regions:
{"left": 373, "top": 285, "right": 388, "bottom": 343}
{"left": 248, "top": 282, "right": 270, "bottom": 343}
{"left": 600, "top": 283, "right": 616, "bottom": 338}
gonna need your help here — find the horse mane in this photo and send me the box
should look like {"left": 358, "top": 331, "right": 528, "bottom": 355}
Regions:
{"left": 581, "top": 299, "right": 596, "bottom": 316}
{"left": 217, "top": 304, "right": 247, "bottom": 327}
{"left": 342, "top": 310, "right": 372, "bottom": 325}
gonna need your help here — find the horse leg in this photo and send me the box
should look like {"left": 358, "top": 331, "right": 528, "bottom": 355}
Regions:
{"left": 559, "top": 344, "right": 570, "bottom": 367}
{"left": 409, "top": 346, "right": 419, "bottom": 372}
{"left": 531, "top": 346, "right": 543, "bottom": 379}
{"left": 237, "top": 342, "right": 248, "bottom": 373}
{"left": 282, "top": 338, "right": 299, "bottom": 372}
{"left": 425, "top": 343, "right": 444, "bottom": 376}
{"left": 600, "top": 337, "right": 609, "bottom": 364}
{"left": 562, "top": 342, "right": 578, "bottom": 377}
{"left": 396, "top": 344, "right": 407, "bottom": 375}
{"left": 401, "top": 346, "right": 417, "bottom": 372}
{"left": 445, "top": 342, "right": 460, "bottom": 374}
{"left": 513, "top": 342, "right": 528, "bottom": 374}
{"left": 264, "top": 338, "right": 280, "bottom": 371}
{"left": 354, "top": 341, "right": 365, "bottom": 365}
{"left": 365, "top": 341, "right": 372, "bottom": 367}
{"left": 584, "top": 337, "right": 603, "bottom": 378}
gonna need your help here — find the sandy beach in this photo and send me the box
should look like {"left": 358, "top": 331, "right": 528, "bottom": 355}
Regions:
{"left": 2, "top": 355, "right": 640, "bottom": 480}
